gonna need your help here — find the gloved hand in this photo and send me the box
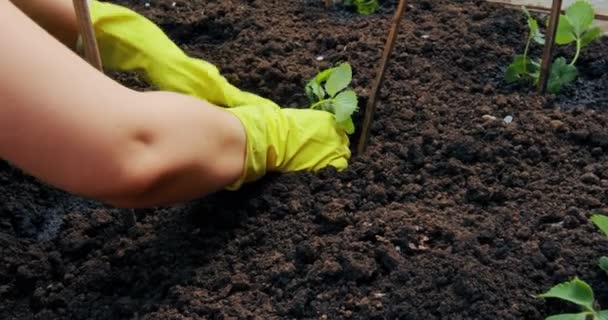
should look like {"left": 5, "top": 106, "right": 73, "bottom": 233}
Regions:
{"left": 86, "top": 0, "right": 277, "bottom": 108}
{"left": 85, "top": 0, "right": 351, "bottom": 189}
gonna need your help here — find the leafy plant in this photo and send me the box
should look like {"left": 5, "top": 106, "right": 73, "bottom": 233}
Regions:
{"left": 342, "top": 0, "right": 379, "bottom": 15}
{"left": 592, "top": 214, "right": 608, "bottom": 274}
{"left": 505, "top": 7, "right": 544, "bottom": 84}
{"left": 537, "top": 278, "right": 608, "bottom": 320}
{"left": 505, "top": 0, "right": 603, "bottom": 93}
{"left": 537, "top": 214, "right": 608, "bottom": 319}
{"left": 305, "top": 62, "right": 358, "bottom": 134}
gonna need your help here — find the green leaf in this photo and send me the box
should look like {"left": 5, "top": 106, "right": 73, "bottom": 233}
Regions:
{"left": 331, "top": 90, "right": 358, "bottom": 123}
{"left": 545, "top": 312, "right": 592, "bottom": 320}
{"left": 591, "top": 214, "right": 608, "bottom": 237}
{"left": 555, "top": 15, "right": 577, "bottom": 45}
{"left": 315, "top": 68, "right": 335, "bottom": 84}
{"left": 305, "top": 79, "right": 325, "bottom": 102}
{"left": 537, "top": 278, "right": 595, "bottom": 311}
{"left": 547, "top": 57, "right": 578, "bottom": 93}
{"left": 325, "top": 63, "right": 352, "bottom": 97}
{"left": 505, "top": 55, "right": 537, "bottom": 83}
{"left": 566, "top": 0, "right": 595, "bottom": 36}
{"left": 597, "top": 310, "right": 608, "bottom": 320}
{"left": 524, "top": 7, "right": 545, "bottom": 45}
{"left": 598, "top": 256, "right": 608, "bottom": 274}
{"left": 581, "top": 27, "right": 602, "bottom": 48}
{"left": 354, "top": 0, "right": 378, "bottom": 15}
{"left": 338, "top": 117, "right": 355, "bottom": 134}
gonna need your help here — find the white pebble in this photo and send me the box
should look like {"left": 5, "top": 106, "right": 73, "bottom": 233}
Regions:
{"left": 316, "top": 56, "right": 324, "bottom": 61}
{"left": 503, "top": 115, "right": 513, "bottom": 124}
{"left": 172, "top": 2, "right": 176, "bottom": 6}
{"left": 144, "top": 2, "right": 150, "bottom": 7}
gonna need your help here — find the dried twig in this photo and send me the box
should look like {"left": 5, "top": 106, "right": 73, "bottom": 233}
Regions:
{"left": 73, "top": 0, "right": 103, "bottom": 70}
{"left": 537, "top": 0, "right": 563, "bottom": 94}
{"left": 357, "top": 0, "right": 408, "bottom": 154}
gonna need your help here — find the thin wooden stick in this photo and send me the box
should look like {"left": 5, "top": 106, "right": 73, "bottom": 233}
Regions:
{"left": 356, "top": 0, "right": 408, "bottom": 154}
{"left": 537, "top": 0, "right": 563, "bottom": 94}
{"left": 73, "top": 0, "right": 103, "bottom": 71}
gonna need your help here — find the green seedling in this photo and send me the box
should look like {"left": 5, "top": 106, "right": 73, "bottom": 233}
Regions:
{"left": 505, "top": 0, "right": 603, "bottom": 93}
{"left": 538, "top": 214, "right": 608, "bottom": 320}
{"left": 591, "top": 214, "right": 608, "bottom": 275}
{"left": 343, "top": 0, "right": 379, "bottom": 15}
{"left": 305, "top": 62, "right": 359, "bottom": 134}
{"left": 505, "top": 7, "right": 544, "bottom": 84}
{"left": 537, "top": 278, "right": 608, "bottom": 320}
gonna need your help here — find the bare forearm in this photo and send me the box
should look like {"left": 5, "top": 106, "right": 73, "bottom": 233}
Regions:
{"left": 0, "top": 1, "right": 246, "bottom": 207}
{"left": 9, "top": 0, "right": 79, "bottom": 48}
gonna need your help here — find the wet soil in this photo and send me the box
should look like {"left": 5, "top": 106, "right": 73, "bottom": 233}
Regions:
{"left": 2, "top": 0, "right": 608, "bottom": 319}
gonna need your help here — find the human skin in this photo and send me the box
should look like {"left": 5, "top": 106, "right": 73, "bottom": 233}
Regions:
{"left": 0, "top": 1, "right": 248, "bottom": 208}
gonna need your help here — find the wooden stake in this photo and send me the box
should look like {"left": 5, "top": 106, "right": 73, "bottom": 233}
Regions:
{"left": 356, "top": 0, "right": 408, "bottom": 154}
{"left": 73, "top": 0, "right": 103, "bottom": 71}
{"left": 537, "top": 0, "right": 563, "bottom": 94}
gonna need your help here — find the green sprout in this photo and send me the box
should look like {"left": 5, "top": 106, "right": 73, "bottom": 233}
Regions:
{"left": 305, "top": 62, "right": 358, "bottom": 134}
{"left": 505, "top": 7, "right": 544, "bottom": 84}
{"left": 505, "top": 0, "right": 603, "bottom": 93}
{"left": 343, "top": 0, "right": 379, "bottom": 15}
{"left": 537, "top": 278, "right": 608, "bottom": 320}
{"left": 537, "top": 214, "right": 608, "bottom": 320}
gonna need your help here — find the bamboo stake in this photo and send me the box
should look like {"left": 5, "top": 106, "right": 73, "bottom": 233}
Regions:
{"left": 73, "top": 0, "right": 103, "bottom": 71}
{"left": 356, "top": 0, "right": 408, "bottom": 154}
{"left": 537, "top": 0, "right": 563, "bottom": 94}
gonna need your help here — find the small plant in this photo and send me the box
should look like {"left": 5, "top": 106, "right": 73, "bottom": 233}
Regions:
{"left": 343, "top": 0, "right": 379, "bottom": 15}
{"left": 537, "top": 278, "right": 608, "bottom": 320}
{"left": 505, "top": 0, "right": 603, "bottom": 93}
{"left": 325, "top": 0, "right": 379, "bottom": 15}
{"left": 537, "top": 214, "right": 608, "bottom": 320}
{"left": 305, "top": 62, "right": 359, "bottom": 134}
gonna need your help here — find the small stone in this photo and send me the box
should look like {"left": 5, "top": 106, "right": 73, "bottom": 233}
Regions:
{"left": 144, "top": 2, "right": 150, "bottom": 7}
{"left": 503, "top": 115, "right": 513, "bottom": 124}
{"left": 550, "top": 120, "right": 564, "bottom": 130}
{"left": 581, "top": 172, "right": 600, "bottom": 185}
{"left": 481, "top": 114, "right": 497, "bottom": 121}
{"left": 316, "top": 56, "right": 324, "bottom": 61}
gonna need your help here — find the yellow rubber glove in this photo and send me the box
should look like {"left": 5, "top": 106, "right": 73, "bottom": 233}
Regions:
{"left": 86, "top": 0, "right": 351, "bottom": 189}
{"left": 224, "top": 106, "right": 351, "bottom": 190}
{"left": 87, "top": 0, "right": 277, "bottom": 108}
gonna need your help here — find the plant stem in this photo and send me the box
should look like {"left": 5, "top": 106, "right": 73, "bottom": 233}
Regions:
{"left": 523, "top": 36, "right": 532, "bottom": 74}
{"left": 310, "top": 98, "right": 333, "bottom": 110}
{"left": 570, "top": 39, "right": 581, "bottom": 66}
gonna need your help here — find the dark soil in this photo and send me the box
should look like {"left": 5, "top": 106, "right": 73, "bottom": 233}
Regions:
{"left": 3, "top": 0, "right": 608, "bottom": 319}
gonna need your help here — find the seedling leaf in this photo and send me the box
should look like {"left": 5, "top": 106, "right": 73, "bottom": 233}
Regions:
{"left": 566, "top": 0, "right": 595, "bottom": 36}
{"left": 524, "top": 7, "right": 545, "bottom": 45}
{"left": 306, "top": 79, "right": 325, "bottom": 102}
{"left": 338, "top": 118, "right": 355, "bottom": 134}
{"left": 598, "top": 256, "right": 608, "bottom": 274}
{"left": 581, "top": 27, "right": 602, "bottom": 48}
{"left": 555, "top": 15, "right": 577, "bottom": 45}
{"left": 597, "top": 310, "right": 608, "bottom": 320}
{"left": 325, "top": 63, "right": 352, "bottom": 97}
{"left": 354, "top": 0, "right": 378, "bottom": 15}
{"left": 538, "top": 278, "right": 594, "bottom": 310}
{"left": 505, "top": 55, "right": 537, "bottom": 83}
{"left": 332, "top": 90, "right": 358, "bottom": 123}
{"left": 546, "top": 313, "right": 592, "bottom": 320}
{"left": 591, "top": 214, "right": 608, "bottom": 237}
{"left": 547, "top": 57, "right": 577, "bottom": 93}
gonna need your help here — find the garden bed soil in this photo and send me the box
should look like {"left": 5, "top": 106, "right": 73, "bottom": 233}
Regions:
{"left": 2, "top": 0, "right": 608, "bottom": 319}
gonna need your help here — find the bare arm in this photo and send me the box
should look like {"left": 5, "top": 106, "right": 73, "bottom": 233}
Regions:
{"left": 0, "top": 1, "right": 246, "bottom": 207}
